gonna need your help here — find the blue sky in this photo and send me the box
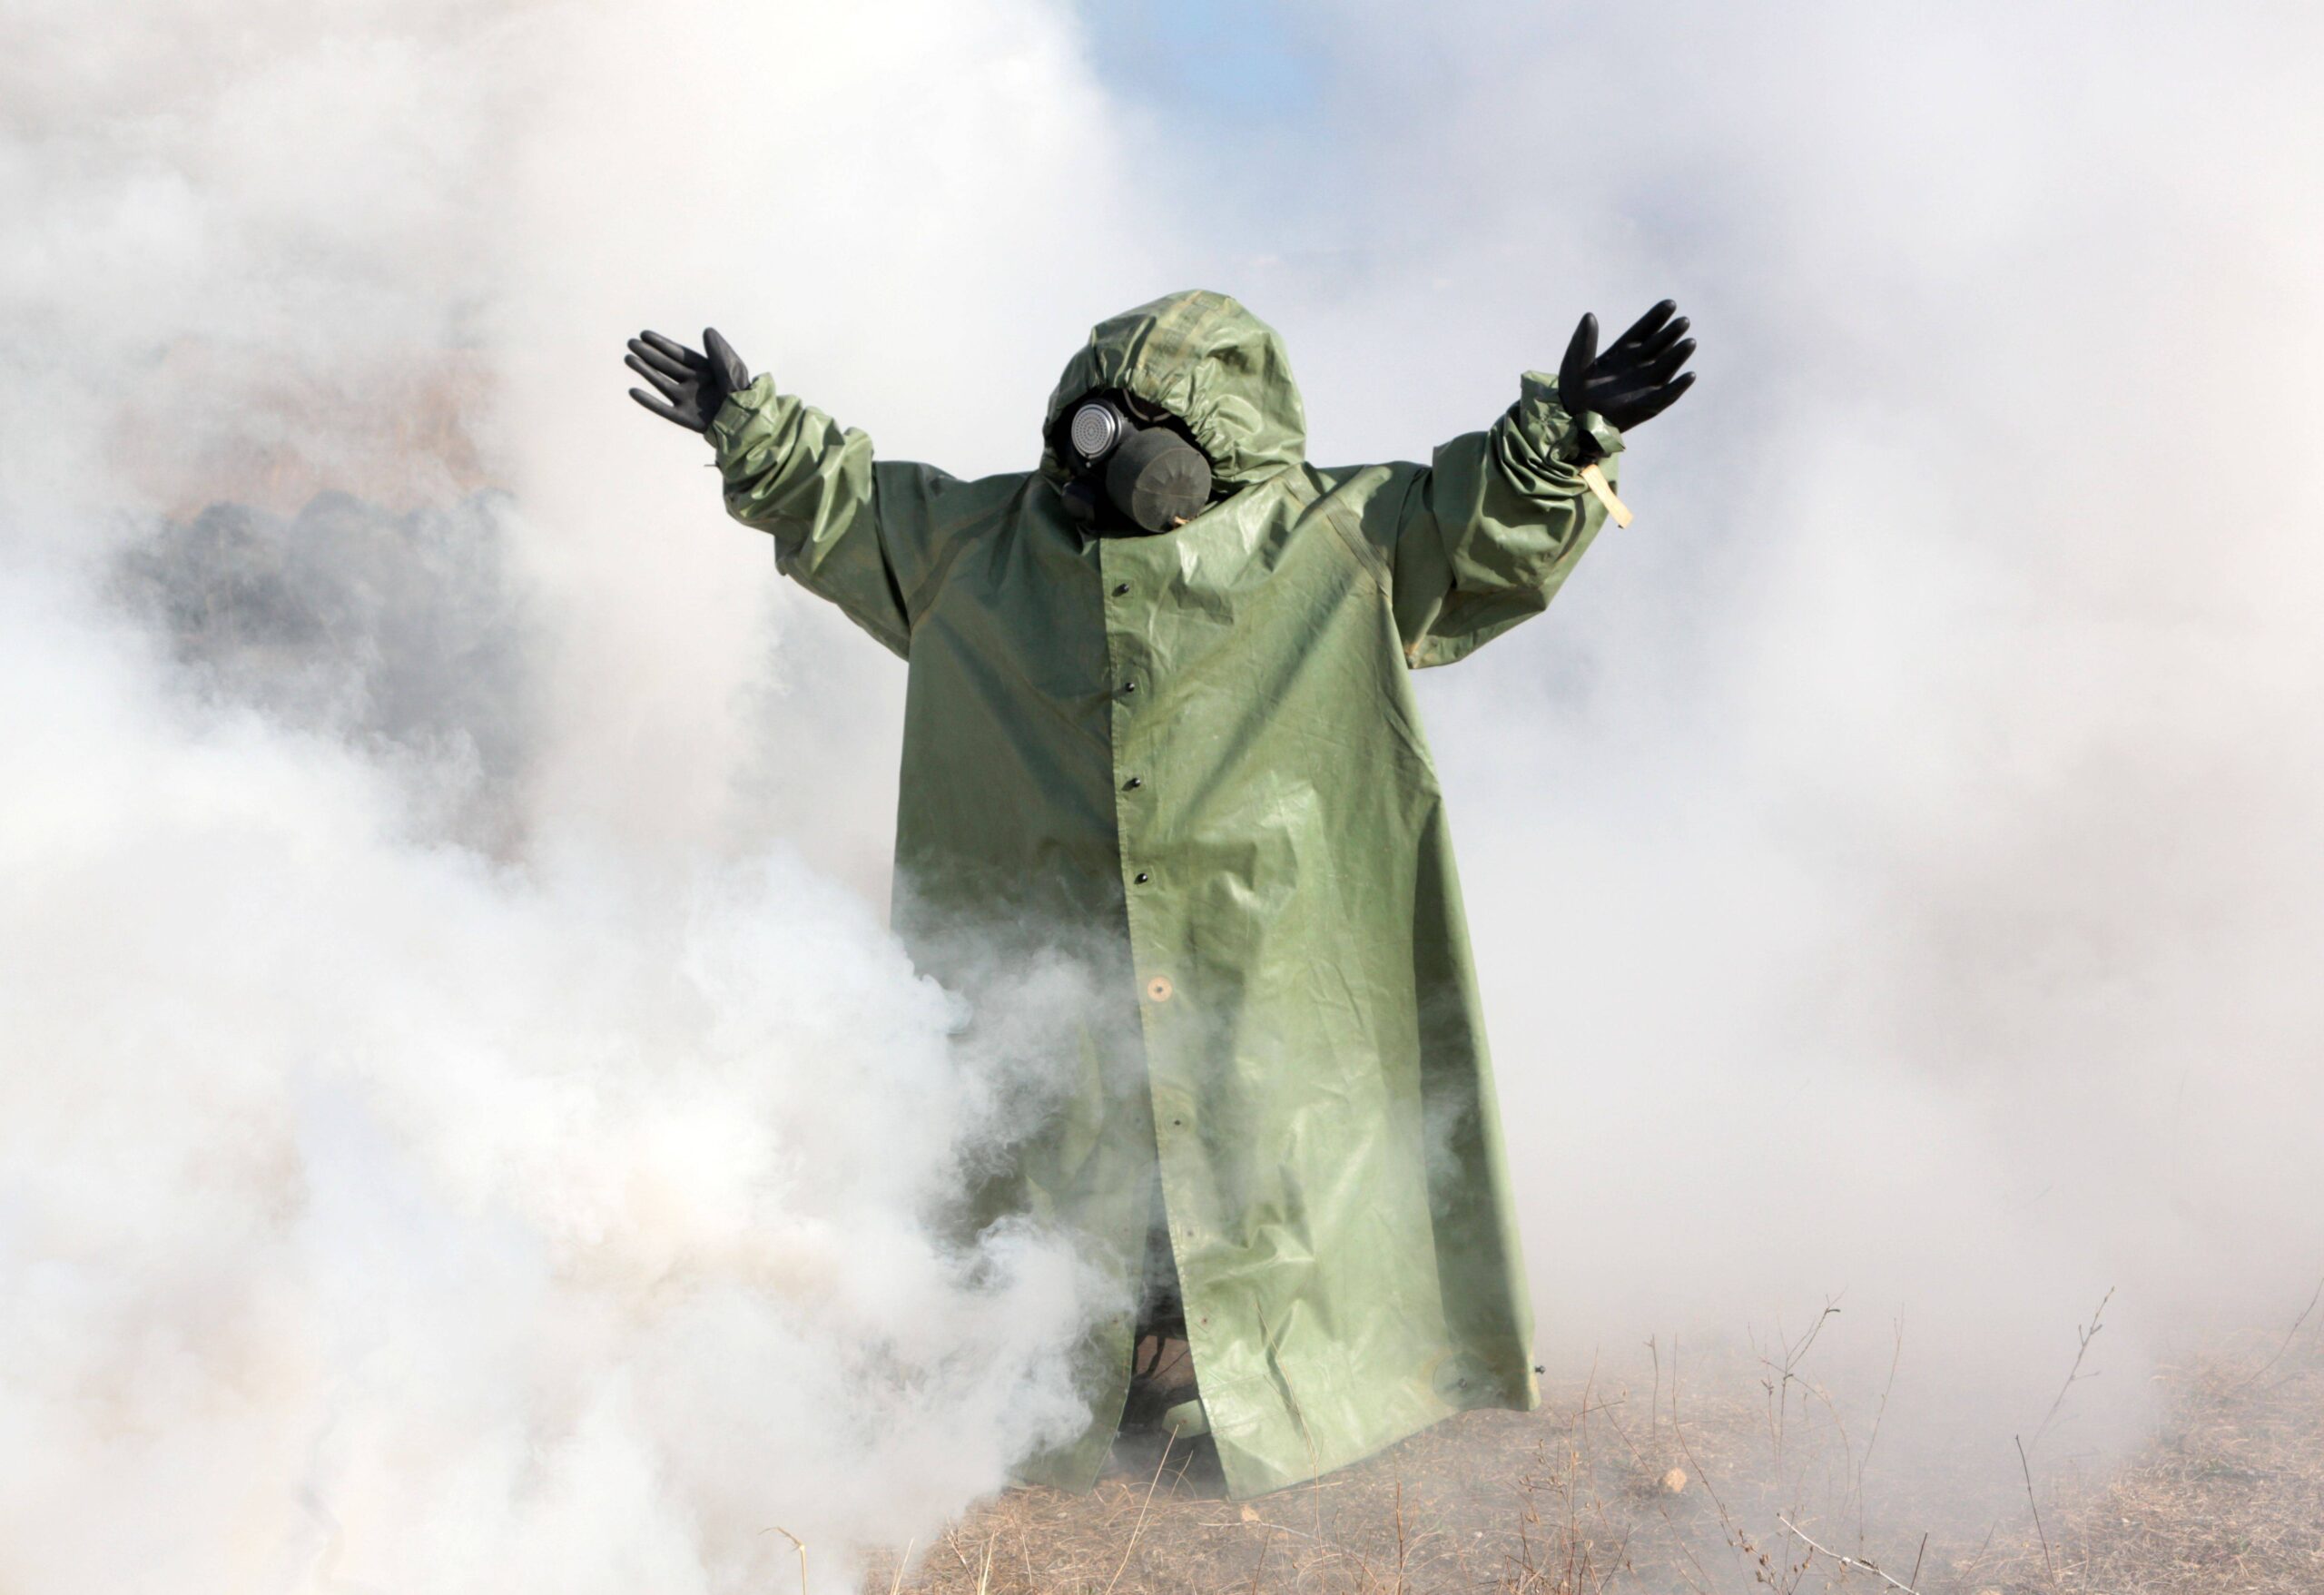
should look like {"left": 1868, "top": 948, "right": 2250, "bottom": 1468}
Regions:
{"left": 1078, "top": 0, "right": 1322, "bottom": 123}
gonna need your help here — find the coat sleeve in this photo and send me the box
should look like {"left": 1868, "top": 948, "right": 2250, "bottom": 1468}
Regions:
{"left": 1381, "top": 371, "right": 1627, "bottom": 669}
{"left": 704, "top": 374, "right": 965, "bottom": 660}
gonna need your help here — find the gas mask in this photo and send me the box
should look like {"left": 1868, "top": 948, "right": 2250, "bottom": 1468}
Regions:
{"left": 1056, "top": 391, "right": 1214, "bottom": 535}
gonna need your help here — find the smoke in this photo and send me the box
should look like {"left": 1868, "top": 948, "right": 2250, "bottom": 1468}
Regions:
{"left": 1166, "top": 0, "right": 2324, "bottom": 1486}
{"left": 7, "top": 0, "right": 2323, "bottom": 1581}
{"left": 110, "top": 493, "right": 533, "bottom": 848}
{"left": 0, "top": 568, "right": 1101, "bottom": 1588}
{"left": 0, "top": 1, "right": 1161, "bottom": 1589}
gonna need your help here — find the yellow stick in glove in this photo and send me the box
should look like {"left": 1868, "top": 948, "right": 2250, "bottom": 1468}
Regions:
{"left": 1578, "top": 461, "right": 1633, "bottom": 527}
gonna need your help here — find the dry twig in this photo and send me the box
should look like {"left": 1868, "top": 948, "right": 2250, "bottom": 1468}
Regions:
{"left": 2232, "top": 1273, "right": 2324, "bottom": 1392}
{"left": 1101, "top": 1433, "right": 1172, "bottom": 1594}
{"left": 2016, "top": 1434, "right": 2057, "bottom": 1587}
{"left": 1777, "top": 1515, "right": 1923, "bottom": 1593}
{"left": 1855, "top": 1316, "right": 1905, "bottom": 1525}
{"left": 2029, "top": 1287, "right": 2112, "bottom": 1452}
{"left": 1756, "top": 1299, "right": 1844, "bottom": 1464}
{"left": 768, "top": 1526, "right": 808, "bottom": 1595}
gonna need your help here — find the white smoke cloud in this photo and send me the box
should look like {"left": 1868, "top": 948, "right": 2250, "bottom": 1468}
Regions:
{"left": 1177, "top": 0, "right": 2324, "bottom": 1476}
{"left": 0, "top": 569, "right": 1099, "bottom": 1590}
{"left": 9, "top": 0, "right": 2324, "bottom": 1579}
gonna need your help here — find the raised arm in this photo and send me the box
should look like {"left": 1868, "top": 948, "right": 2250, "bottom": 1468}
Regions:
{"left": 1383, "top": 300, "right": 1696, "bottom": 667}
{"left": 625, "top": 326, "right": 955, "bottom": 659}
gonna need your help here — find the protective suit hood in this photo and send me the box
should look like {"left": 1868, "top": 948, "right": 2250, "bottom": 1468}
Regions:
{"left": 1039, "top": 290, "right": 1307, "bottom": 488}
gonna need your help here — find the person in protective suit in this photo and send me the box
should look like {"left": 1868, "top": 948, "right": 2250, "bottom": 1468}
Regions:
{"left": 625, "top": 290, "right": 1694, "bottom": 1499}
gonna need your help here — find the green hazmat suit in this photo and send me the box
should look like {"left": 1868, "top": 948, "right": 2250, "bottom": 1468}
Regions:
{"left": 706, "top": 290, "right": 1623, "bottom": 1498}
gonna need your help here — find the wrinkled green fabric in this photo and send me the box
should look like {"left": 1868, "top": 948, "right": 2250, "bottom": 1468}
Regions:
{"left": 707, "top": 290, "right": 1622, "bottom": 1498}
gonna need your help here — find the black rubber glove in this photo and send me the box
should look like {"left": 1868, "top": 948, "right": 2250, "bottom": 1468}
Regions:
{"left": 1558, "top": 300, "right": 1696, "bottom": 435}
{"left": 625, "top": 328, "right": 752, "bottom": 432}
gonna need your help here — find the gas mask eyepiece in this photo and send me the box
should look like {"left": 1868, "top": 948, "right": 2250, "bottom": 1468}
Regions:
{"left": 1068, "top": 399, "right": 1122, "bottom": 463}
{"left": 1060, "top": 395, "right": 1212, "bottom": 535}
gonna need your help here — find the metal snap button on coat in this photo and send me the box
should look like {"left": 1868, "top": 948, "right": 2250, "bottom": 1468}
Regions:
{"left": 1146, "top": 975, "right": 1174, "bottom": 1003}
{"left": 1112, "top": 582, "right": 1130, "bottom": 596}
{"left": 1134, "top": 871, "right": 1150, "bottom": 884}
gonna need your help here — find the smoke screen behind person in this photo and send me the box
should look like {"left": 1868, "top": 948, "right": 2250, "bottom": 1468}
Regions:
{"left": 4, "top": 0, "right": 2320, "bottom": 1584}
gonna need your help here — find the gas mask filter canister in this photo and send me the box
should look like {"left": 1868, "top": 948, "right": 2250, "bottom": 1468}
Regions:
{"left": 1060, "top": 395, "right": 1213, "bottom": 534}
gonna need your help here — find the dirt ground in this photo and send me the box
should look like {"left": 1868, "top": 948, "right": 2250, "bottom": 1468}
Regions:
{"left": 861, "top": 1318, "right": 2323, "bottom": 1595}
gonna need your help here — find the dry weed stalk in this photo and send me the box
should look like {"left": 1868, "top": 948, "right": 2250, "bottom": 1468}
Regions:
{"left": 1501, "top": 1429, "right": 1629, "bottom": 1594}
{"left": 1754, "top": 1299, "right": 1840, "bottom": 1463}
{"left": 1852, "top": 1316, "right": 1905, "bottom": 1540}
{"left": 2230, "top": 1271, "right": 2324, "bottom": 1393}
{"left": 2028, "top": 1285, "right": 2112, "bottom": 1452}
{"left": 2023, "top": 1325, "right": 2323, "bottom": 1595}
{"left": 769, "top": 1525, "right": 808, "bottom": 1595}
{"left": 1777, "top": 1513, "right": 1924, "bottom": 1593}
{"left": 1590, "top": 1344, "right": 1717, "bottom": 1595}
{"left": 2015, "top": 1434, "right": 2057, "bottom": 1587}
{"left": 1099, "top": 1441, "right": 1172, "bottom": 1594}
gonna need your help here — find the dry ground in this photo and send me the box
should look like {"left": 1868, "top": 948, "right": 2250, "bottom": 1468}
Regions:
{"left": 1992, "top": 1337, "right": 2324, "bottom": 1594}
{"left": 860, "top": 1317, "right": 2323, "bottom": 1595}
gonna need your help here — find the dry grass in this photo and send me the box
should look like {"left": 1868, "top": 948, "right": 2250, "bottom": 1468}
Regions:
{"left": 1968, "top": 1334, "right": 2324, "bottom": 1594}
{"left": 860, "top": 1324, "right": 2323, "bottom": 1595}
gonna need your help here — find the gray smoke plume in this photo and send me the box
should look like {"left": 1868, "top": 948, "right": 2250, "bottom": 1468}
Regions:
{"left": 0, "top": 3, "right": 1156, "bottom": 1590}
{"left": 1177, "top": 0, "right": 2324, "bottom": 1510}
{"left": 7, "top": 0, "right": 2322, "bottom": 1584}
{"left": 111, "top": 492, "right": 533, "bottom": 849}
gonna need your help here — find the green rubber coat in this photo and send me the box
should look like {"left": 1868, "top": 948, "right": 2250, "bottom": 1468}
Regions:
{"left": 707, "top": 290, "right": 1622, "bottom": 1498}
